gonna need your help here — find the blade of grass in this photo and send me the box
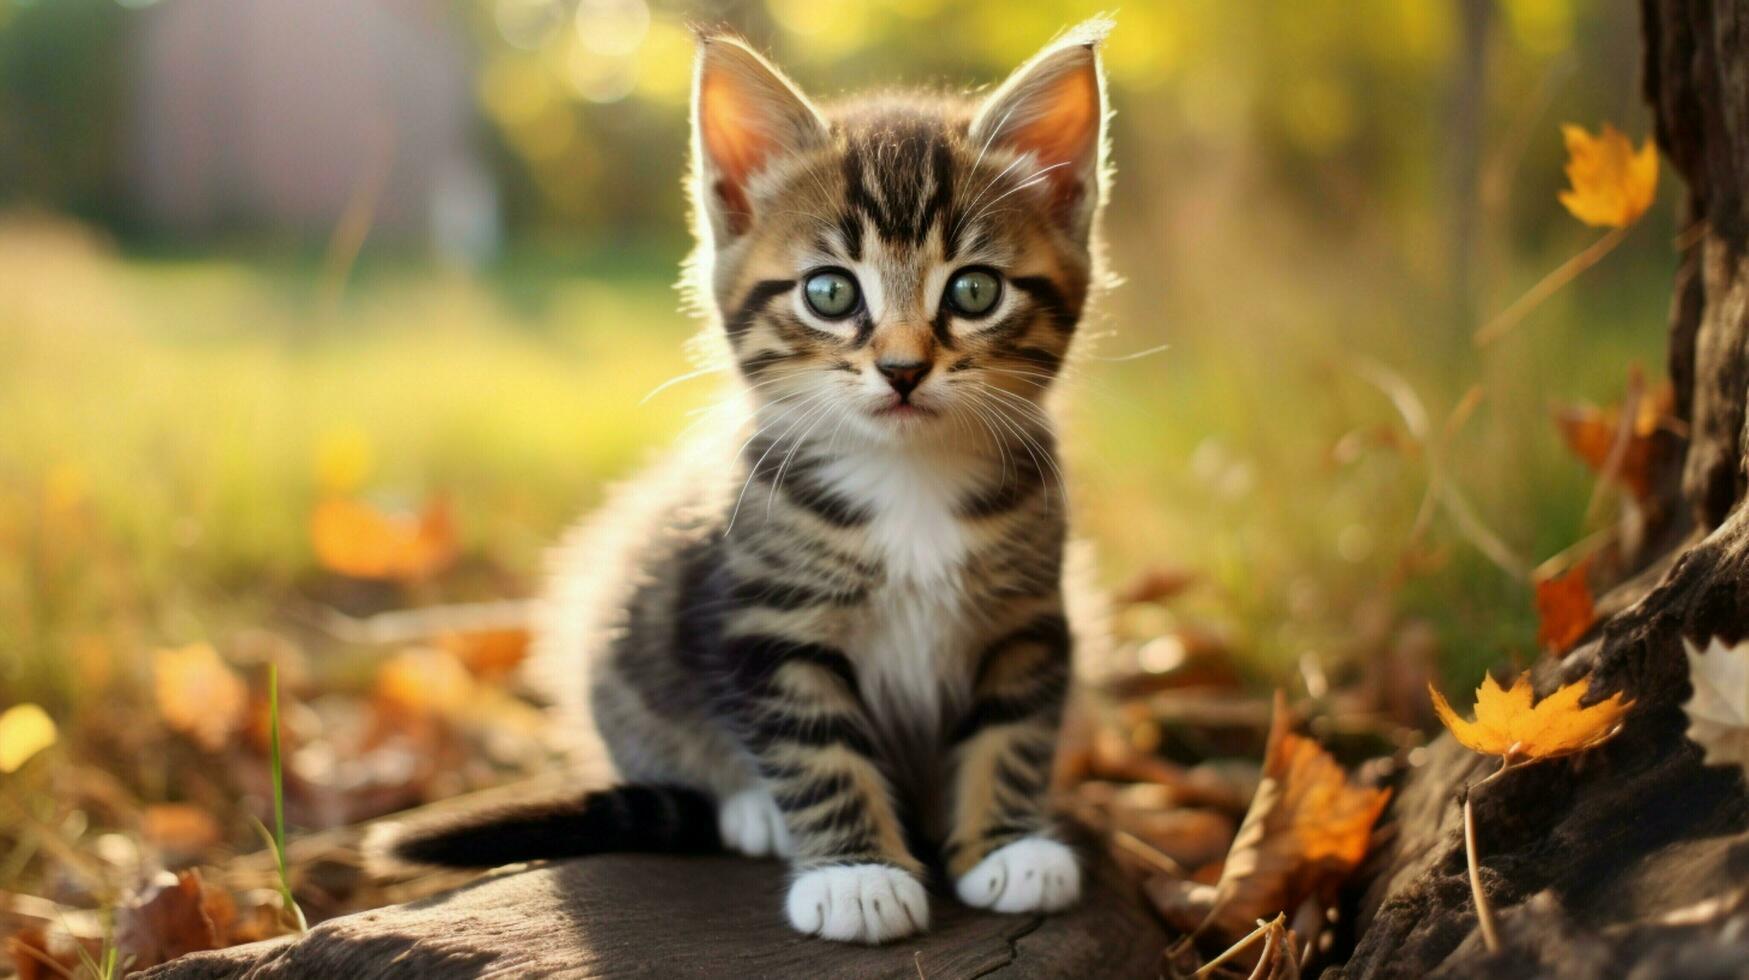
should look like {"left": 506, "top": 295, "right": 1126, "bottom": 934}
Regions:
{"left": 267, "top": 664, "right": 307, "bottom": 932}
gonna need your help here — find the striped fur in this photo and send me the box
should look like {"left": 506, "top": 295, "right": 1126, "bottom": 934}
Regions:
{"left": 385, "top": 19, "right": 1114, "bottom": 946}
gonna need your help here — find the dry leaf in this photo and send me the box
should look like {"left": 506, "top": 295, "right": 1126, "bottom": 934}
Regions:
{"left": 1205, "top": 692, "right": 1391, "bottom": 941}
{"left": 154, "top": 643, "right": 248, "bottom": 753}
{"left": 1682, "top": 637, "right": 1749, "bottom": 780}
{"left": 116, "top": 870, "right": 222, "bottom": 970}
{"left": 310, "top": 495, "right": 457, "bottom": 581}
{"left": 1557, "top": 123, "right": 1658, "bottom": 228}
{"left": 0, "top": 703, "right": 57, "bottom": 773}
{"left": 1430, "top": 673, "right": 1631, "bottom": 764}
{"left": 1553, "top": 382, "right": 1673, "bottom": 501}
{"left": 6, "top": 924, "right": 93, "bottom": 980}
{"left": 1534, "top": 556, "right": 1596, "bottom": 654}
{"left": 438, "top": 627, "right": 531, "bottom": 680}
{"left": 375, "top": 647, "right": 476, "bottom": 718}
{"left": 142, "top": 803, "right": 224, "bottom": 856}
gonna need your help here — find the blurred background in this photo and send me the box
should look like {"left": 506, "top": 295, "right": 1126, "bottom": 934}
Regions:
{"left": 0, "top": 0, "right": 1673, "bottom": 955}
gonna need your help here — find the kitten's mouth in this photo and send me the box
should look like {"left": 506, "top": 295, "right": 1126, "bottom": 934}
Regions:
{"left": 871, "top": 400, "right": 938, "bottom": 420}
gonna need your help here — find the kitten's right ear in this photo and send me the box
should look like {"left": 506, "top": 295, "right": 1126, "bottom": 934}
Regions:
{"left": 691, "top": 35, "right": 828, "bottom": 240}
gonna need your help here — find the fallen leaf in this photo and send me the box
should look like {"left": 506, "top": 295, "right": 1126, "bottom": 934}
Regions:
{"left": 437, "top": 627, "right": 531, "bottom": 680}
{"left": 375, "top": 647, "right": 476, "bottom": 718}
{"left": 1557, "top": 123, "right": 1658, "bottom": 228}
{"left": 1553, "top": 381, "right": 1673, "bottom": 501}
{"left": 310, "top": 495, "right": 457, "bottom": 581}
{"left": 142, "top": 803, "right": 224, "bottom": 856}
{"left": 116, "top": 870, "right": 221, "bottom": 970}
{"left": 1534, "top": 556, "right": 1596, "bottom": 654}
{"left": 1682, "top": 637, "right": 1749, "bottom": 780}
{"left": 0, "top": 703, "right": 57, "bottom": 773}
{"left": 6, "top": 924, "right": 92, "bottom": 980}
{"left": 1205, "top": 692, "right": 1391, "bottom": 941}
{"left": 154, "top": 644, "right": 248, "bottom": 753}
{"left": 1430, "top": 673, "right": 1632, "bottom": 765}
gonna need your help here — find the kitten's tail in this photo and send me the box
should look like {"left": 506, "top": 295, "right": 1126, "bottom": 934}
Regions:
{"left": 365, "top": 784, "right": 721, "bottom": 873}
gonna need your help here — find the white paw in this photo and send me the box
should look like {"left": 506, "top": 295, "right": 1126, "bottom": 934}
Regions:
{"left": 718, "top": 788, "right": 793, "bottom": 858}
{"left": 785, "top": 864, "right": 929, "bottom": 944}
{"left": 955, "top": 837, "right": 1081, "bottom": 914}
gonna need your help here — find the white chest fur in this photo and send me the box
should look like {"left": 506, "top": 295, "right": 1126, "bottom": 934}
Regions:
{"left": 816, "top": 447, "right": 988, "bottom": 728}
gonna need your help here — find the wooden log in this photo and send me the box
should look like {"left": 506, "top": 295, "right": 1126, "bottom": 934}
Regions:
{"left": 138, "top": 851, "right": 1165, "bottom": 979}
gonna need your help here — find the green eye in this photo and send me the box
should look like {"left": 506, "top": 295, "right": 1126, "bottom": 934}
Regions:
{"left": 803, "top": 269, "right": 860, "bottom": 319}
{"left": 946, "top": 268, "right": 1002, "bottom": 317}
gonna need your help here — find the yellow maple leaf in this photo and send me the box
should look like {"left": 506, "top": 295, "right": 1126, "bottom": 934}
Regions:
{"left": 0, "top": 703, "right": 58, "bottom": 773}
{"left": 154, "top": 643, "right": 248, "bottom": 753}
{"left": 1557, "top": 123, "right": 1658, "bottom": 229}
{"left": 1430, "top": 673, "right": 1631, "bottom": 764}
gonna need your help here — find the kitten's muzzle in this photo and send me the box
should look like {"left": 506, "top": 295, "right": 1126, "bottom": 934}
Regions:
{"left": 875, "top": 358, "right": 931, "bottom": 399}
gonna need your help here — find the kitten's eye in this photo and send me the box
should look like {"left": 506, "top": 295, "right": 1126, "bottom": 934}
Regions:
{"left": 803, "top": 269, "right": 860, "bottom": 319}
{"left": 945, "top": 268, "right": 1002, "bottom": 318}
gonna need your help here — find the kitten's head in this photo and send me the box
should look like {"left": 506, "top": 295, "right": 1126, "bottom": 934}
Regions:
{"left": 686, "top": 20, "right": 1111, "bottom": 449}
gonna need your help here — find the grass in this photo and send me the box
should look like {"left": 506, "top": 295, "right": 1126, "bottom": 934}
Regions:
{"left": 266, "top": 663, "right": 306, "bottom": 932}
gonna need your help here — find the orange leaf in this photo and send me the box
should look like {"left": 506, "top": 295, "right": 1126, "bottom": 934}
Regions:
{"left": 1205, "top": 692, "right": 1391, "bottom": 941}
{"left": 375, "top": 647, "right": 476, "bottom": 718}
{"left": 1430, "top": 673, "right": 1632, "bottom": 765}
{"left": 1557, "top": 123, "right": 1658, "bottom": 228}
{"left": 437, "top": 627, "right": 531, "bottom": 680}
{"left": 142, "top": 803, "right": 223, "bottom": 856}
{"left": 1553, "top": 382, "right": 1672, "bottom": 500}
{"left": 1534, "top": 556, "right": 1596, "bottom": 654}
{"left": 153, "top": 644, "right": 248, "bottom": 753}
{"left": 310, "top": 495, "right": 457, "bottom": 581}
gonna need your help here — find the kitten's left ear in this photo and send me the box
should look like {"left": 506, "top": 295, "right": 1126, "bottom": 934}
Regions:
{"left": 969, "top": 18, "right": 1111, "bottom": 239}
{"left": 691, "top": 34, "right": 830, "bottom": 241}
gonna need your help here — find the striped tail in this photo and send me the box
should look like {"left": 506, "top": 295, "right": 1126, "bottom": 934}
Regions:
{"left": 367, "top": 784, "right": 721, "bottom": 871}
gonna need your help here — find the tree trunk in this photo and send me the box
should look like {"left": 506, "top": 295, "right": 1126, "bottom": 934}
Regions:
{"left": 1343, "top": 1, "right": 1749, "bottom": 975}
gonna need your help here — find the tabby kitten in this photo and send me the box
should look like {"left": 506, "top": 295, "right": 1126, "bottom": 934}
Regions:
{"left": 375, "top": 18, "right": 1112, "bottom": 945}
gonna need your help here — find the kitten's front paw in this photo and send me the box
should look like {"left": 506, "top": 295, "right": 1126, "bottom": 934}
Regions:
{"left": 718, "top": 788, "right": 792, "bottom": 858}
{"left": 955, "top": 837, "right": 1081, "bottom": 914}
{"left": 785, "top": 864, "right": 928, "bottom": 944}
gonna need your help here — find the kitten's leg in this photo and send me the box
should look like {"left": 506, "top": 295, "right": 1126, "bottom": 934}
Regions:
{"left": 717, "top": 785, "right": 792, "bottom": 858}
{"left": 721, "top": 632, "right": 927, "bottom": 944}
{"left": 946, "top": 608, "right": 1081, "bottom": 914}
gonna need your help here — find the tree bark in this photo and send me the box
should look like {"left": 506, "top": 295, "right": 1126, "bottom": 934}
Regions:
{"left": 1343, "top": 1, "right": 1749, "bottom": 975}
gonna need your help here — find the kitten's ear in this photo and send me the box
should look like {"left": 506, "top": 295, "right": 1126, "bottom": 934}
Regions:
{"left": 691, "top": 34, "right": 829, "bottom": 239}
{"left": 969, "top": 18, "right": 1111, "bottom": 238}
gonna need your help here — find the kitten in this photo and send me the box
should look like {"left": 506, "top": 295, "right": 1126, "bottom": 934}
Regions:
{"left": 372, "top": 18, "right": 1112, "bottom": 945}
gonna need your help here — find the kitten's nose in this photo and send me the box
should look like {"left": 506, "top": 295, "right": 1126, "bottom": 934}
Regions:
{"left": 876, "top": 359, "right": 931, "bottom": 398}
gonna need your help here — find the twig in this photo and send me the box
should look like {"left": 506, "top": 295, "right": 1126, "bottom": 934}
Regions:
{"left": 305, "top": 599, "right": 537, "bottom": 646}
{"left": 1193, "top": 914, "right": 1281, "bottom": 977}
{"left": 1354, "top": 359, "right": 1529, "bottom": 579}
{"left": 1461, "top": 761, "right": 1522, "bottom": 954}
{"left": 1474, "top": 226, "right": 1629, "bottom": 348}
{"left": 1111, "top": 830, "right": 1190, "bottom": 878}
{"left": 1462, "top": 790, "right": 1500, "bottom": 953}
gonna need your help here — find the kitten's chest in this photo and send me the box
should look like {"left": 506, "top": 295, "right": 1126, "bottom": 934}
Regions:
{"left": 817, "top": 449, "right": 989, "bottom": 728}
